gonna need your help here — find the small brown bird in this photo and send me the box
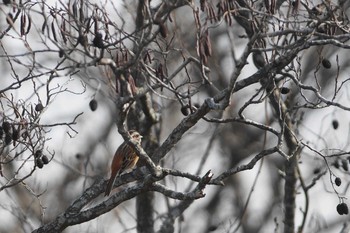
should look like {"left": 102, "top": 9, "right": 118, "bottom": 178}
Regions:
{"left": 104, "top": 130, "right": 142, "bottom": 196}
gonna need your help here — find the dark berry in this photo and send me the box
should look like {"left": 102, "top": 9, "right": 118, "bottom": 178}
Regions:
{"left": 59, "top": 49, "right": 64, "bottom": 58}
{"left": 280, "top": 87, "right": 290, "bottom": 94}
{"left": 322, "top": 59, "right": 331, "bottom": 69}
{"left": 208, "top": 225, "right": 218, "bottom": 231}
{"left": 181, "top": 106, "right": 189, "bottom": 116}
{"left": 332, "top": 120, "right": 339, "bottom": 130}
{"left": 337, "top": 203, "right": 349, "bottom": 215}
{"left": 89, "top": 99, "right": 98, "bottom": 111}
{"left": 35, "top": 149, "right": 42, "bottom": 158}
{"left": 92, "top": 32, "right": 104, "bottom": 48}
{"left": 36, "top": 158, "right": 44, "bottom": 169}
{"left": 41, "top": 155, "right": 49, "bottom": 164}
{"left": 333, "top": 160, "right": 340, "bottom": 169}
{"left": 35, "top": 103, "right": 44, "bottom": 112}
{"left": 313, "top": 168, "right": 320, "bottom": 174}
{"left": 335, "top": 177, "right": 341, "bottom": 186}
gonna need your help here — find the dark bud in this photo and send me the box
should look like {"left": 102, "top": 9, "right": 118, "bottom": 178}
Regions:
{"left": 322, "top": 59, "right": 331, "bottom": 69}
{"left": 4, "top": 133, "right": 11, "bottom": 145}
{"left": 252, "top": 51, "right": 265, "bottom": 69}
{"left": 332, "top": 120, "right": 339, "bottom": 130}
{"left": 76, "top": 153, "right": 83, "bottom": 159}
{"left": 313, "top": 167, "right": 320, "bottom": 174}
{"left": 35, "top": 103, "right": 44, "bottom": 112}
{"left": 337, "top": 203, "right": 349, "bottom": 215}
{"left": 58, "top": 49, "right": 64, "bottom": 58}
{"left": 41, "top": 155, "right": 49, "bottom": 164}
{"left": 89, "top": 99, "right": 98, "bottom": 111}
{"left": 35, "top": 149, "right": 42, "bottom": 158}
{"left": 36, "top": 158, "right": 44, "bottom": 169}
{"left": 280, "top": 87, "right": 290, "bottom": 94}
{"left": 342, "top": 159, "right": 349, "bottom": 172}
{"left": 3, "top": 0, "right": 11, "bottom": 5}
{"left": 92, "top": 32, "right": 104, "bottom": 48}
{"left": 335, "top": 177, "right": 342, "bottom": 186}
{"left": 2, "top": 121, "right": 11, "bottom": 133}
{"left": 181, "top": 106, "right": 189, "bottom": 116}
{"left": 333, "top": 160, "right": 340, "bottom": 169}
{"left": 208, "top": 225, "right": 218, "bottom": 231}
{"left": 77, "top": 34, "right": 87, "bottom": 46}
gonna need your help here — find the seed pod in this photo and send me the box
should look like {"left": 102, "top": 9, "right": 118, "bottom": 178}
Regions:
{"left": 20, "top": 13, "right": 26, "bottom": 36}
{"left": 89, "top": 99, "right": 98, "bottom": 111}
{"left": 42, "top": 155, "right": 49, "bottom": 164}
{"left": 25, "top": 15, "right": 32, "bottom": 35}
{"left": 72, "top": 1, "right": 77, "bottom": 17}
{"left": 35, "top": 103, "right": 44, "bottom": 112}
{"left": 322, "top": 59, "right": 331, "bottom": 69}
{"left": 335, "top": 177, "right": 341, "bottom": 186}
{"left": 36, "top": 158, "right": 44, "bottom": 169}
{"left": 51, "top": 21, "right": 57, "bottom": 42}
{"left": 332, "top": 120, "right": 339, "bottom": 129}
{"left": 41, "top": 19, "right": 47, "bottom": 34}
{"left": 60, "top": 20, "right": 67, "bottom": 44}
{"left": 280, "top": 87, "right": 290, "bottom": 94}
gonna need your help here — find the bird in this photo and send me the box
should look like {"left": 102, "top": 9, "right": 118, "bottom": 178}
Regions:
{"left": 104, "top": 130, "right": 142, "bottom": 196}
